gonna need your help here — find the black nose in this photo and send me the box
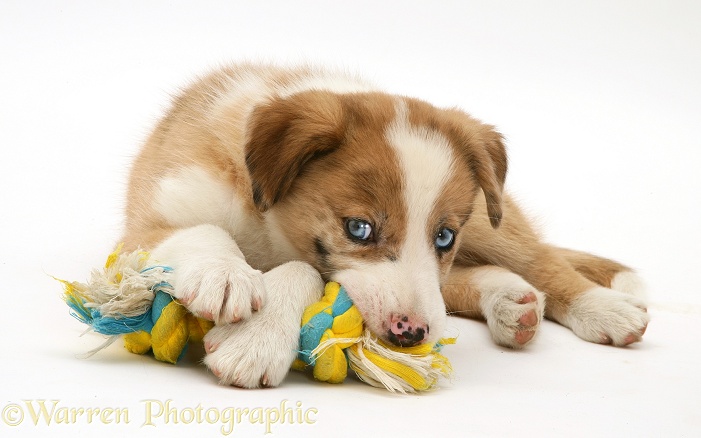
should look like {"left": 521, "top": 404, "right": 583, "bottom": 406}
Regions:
{"left": 387, "top": 327, "right": 427, "bottom": 347}
{"left": 388, "top": 314, "right": 429, "bottom": 347}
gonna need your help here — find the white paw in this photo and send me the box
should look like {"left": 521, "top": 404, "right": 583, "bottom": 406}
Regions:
{"left": 611, "top": 271, "right": 648, "bottom": 301}
{"left": 203, "top": 315, "right": 299, "bottom": 388}
{"left": 477, "top": 269, "right": 546, "bottom": 349}
{"left": 203, "top": 261, "right": 324, "bottom": 388}
{"left": 151, "top": 224, "right": 265, "bottom": 325}
{"left": 173, "top": 254, "right": 264, "bottom": 325}
{"left": 564, "top": 287, "right": 649, "bottom": 346}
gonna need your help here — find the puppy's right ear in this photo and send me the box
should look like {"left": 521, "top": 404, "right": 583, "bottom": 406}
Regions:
{"left": 245, "top": 91, "right": 346, "bottom": 212}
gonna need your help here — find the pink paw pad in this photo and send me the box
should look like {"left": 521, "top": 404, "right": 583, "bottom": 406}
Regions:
{"left": 204, "top": 341, "right": 219, "bottom": 354}
{"left": 623, "top": 334, "right": 638, "bottom": 345}
{"left": 514, "top": 294, "right": 540, "bottom": 345}
{"left": 518, "top": 292, "right": 538, "bottom": 305}
{"left": 515, "top": 330, "right": 535, "bottom": 345}
{"left": 599, "top": 322, "right": 648, "bottom": 346}
{"left": 519, "top": 310, "right": 538, "bottom": 327}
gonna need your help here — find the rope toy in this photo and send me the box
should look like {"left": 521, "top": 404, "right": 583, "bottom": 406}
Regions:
{"left": 293, "top": 281, "right": 455, "bottom": 392}
{"left": 60, "top": 246, "right": 455, "bottom": 393}
{"left": 59, "top": 244, "right": 213, "bottom": 364}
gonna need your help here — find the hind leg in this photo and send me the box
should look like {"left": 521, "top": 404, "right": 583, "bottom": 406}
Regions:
{"left": 503, "top": 244, "right": 650, "bottom": 347}
{"left": 555, "top": 247, "right": 648, "bottom": 301}
{"left": 454, "top": 197, "right": 649, "bottom": 346}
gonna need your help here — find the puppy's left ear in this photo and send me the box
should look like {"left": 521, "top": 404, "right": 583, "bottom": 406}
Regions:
{"left": 245, "top": 91, "right": 346, "bottom": 212}
{"left": 471, "top": 126, "right": 507, "bottom": 228}
{"left": 444, "top": 111, "right": 508, "bottom": 228}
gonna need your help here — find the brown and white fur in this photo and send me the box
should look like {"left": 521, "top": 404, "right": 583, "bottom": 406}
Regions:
{"left": 121, "top": 63, "right": 649, "bottom": 388}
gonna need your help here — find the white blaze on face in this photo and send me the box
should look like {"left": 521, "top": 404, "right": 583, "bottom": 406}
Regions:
{"left": 386, "top": 101, "right": 456, "bottom": 272}
{"left": 333, "top": 100, "right": 456, "bottom": 342}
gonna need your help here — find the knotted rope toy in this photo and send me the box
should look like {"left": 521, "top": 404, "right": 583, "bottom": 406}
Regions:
{"left": 59, "top": 245, "right": 213, "bottom": 364}
{"left": 293, "top": 281, "right": 455, "bottom": 392}
{"left": 60, "top": 246, "right": 455, "bottom": 393}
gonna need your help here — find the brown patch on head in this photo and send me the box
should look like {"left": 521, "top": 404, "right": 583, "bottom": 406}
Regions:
{"left": 245, "top": 91, "right": 347, "bottom": 212}
{"left": 254, "top": 92, "right": 409, "bottom": 273}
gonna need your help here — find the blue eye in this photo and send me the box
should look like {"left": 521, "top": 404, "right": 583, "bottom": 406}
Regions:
{"left": 346, "top": 219, "right": 373, "bottom": 242}
{"left": 435, "top": 228, "right": 455, "bottom": 251}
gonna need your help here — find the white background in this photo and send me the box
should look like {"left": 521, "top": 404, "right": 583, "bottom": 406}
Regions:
{"left": 1, "top": 1, "right": 699, "bottom": 437}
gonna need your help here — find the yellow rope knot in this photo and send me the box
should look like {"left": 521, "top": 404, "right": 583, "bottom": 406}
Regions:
{"left": 123, "top": 296, "right": 213, "bottom": 364}
{"left": 293, "top": 282, "right": 456, "bottom": 393}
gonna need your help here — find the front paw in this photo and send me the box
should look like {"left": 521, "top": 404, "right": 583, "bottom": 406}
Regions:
{"left": 201, "top": 261, "right": 324, "bottom": 388}
{"left": 150, "top": 225, "right": 266, "bottom": 325}
{"left": 479, "top": 271, "right": 546, "bottom": 349}
{"left": 564, "top": 287, "right": 649, "bottom": 346}
{"left": 203, "top": 314, "right": 300, "bottom": 388}
{"left": 174, "top": 255, "right": 265, "bottom": 325}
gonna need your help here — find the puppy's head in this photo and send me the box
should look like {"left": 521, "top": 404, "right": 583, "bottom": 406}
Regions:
{"left": 246, "top": 91, "right": 506, "bottom": 346}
